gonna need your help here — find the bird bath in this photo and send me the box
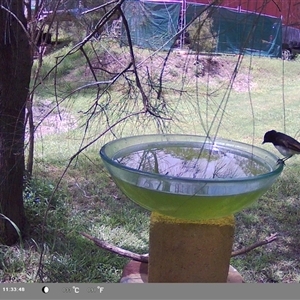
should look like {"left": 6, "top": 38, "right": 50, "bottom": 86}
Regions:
{"left": 100, "top": 134, "right": 283, "bottom": 282}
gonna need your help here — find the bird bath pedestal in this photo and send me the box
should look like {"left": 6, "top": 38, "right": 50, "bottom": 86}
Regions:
{"left": 148, "top": 212, "right": 234, "bottom": 282}
{"left": 100, "top": 134, "right": 283, "bottom": 283}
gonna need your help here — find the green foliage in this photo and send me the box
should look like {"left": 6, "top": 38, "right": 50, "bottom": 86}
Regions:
{"left": 187, "top": 12, "right": 217, "bottom": 53}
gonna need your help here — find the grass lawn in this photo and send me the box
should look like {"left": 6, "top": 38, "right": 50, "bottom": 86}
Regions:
{"left": 1, "top": 39, "right": 300, "bottom": 283}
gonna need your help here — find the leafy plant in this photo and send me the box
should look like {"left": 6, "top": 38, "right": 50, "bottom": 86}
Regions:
{"left": 187, "top": 11, "right": 217, "bottom": 53}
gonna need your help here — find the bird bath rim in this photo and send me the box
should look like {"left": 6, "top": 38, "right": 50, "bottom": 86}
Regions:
{"left": 100, "top": 133, "right": 284, "bottom": 184}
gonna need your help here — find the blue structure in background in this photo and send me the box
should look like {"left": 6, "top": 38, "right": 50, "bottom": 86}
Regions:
{"left": 121, "top": 0, "right": 181, "bottom": 50}
{"left": 121, "top": 0, "right": 282, "bottom": 58}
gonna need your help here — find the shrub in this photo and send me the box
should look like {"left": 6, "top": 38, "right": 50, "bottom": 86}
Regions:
{"left": 187, "top": 12, "right": 217, "bottom": 53}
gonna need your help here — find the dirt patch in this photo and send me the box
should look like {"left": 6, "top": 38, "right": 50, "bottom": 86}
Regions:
{"left": 80, "top": 50, "right": 255, "bottom": 93}
{"left": 27, "top": 100, "right": 76, "bottom": 138}
{"left": 165, "top": 52, "right": 255, "bottom": 92}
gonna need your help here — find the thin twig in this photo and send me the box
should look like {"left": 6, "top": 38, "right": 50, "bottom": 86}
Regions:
{"left": 0, "top": 5, "right": 31, "bottom": 40}
{"left": 80, "top": 0, "right": 119, "bottom": 15}
{"left": 35, "top": 109, "right": 143, "bottom": 281}
{"left": 31, "top": 0, "right": 125, "bottom": 94}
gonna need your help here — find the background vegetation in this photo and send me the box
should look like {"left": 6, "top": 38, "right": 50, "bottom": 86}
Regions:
{"left": 1, "top": 7, "right": 300, "bottom": 283}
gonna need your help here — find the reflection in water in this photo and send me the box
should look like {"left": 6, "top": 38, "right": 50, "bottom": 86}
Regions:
{"left": 116, "top": 146, "right": 267, "bottom": 180}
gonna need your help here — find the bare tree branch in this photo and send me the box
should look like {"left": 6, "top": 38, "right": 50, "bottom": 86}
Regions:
{"left": 80, "top": 0, "right": 120, "bottom": 16}
{"left": 0, "top": 4, "right": 31, "bottom": 40}
{"left": 36, "top": 109, "right": 145, "bottom": 279}
{"left": 31, "top": 0, "right": 125, "bottom": 94}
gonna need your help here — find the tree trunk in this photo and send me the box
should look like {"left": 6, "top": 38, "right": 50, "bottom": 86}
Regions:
{"left": 0, "top": 1, "right": 32, "bottom": 245}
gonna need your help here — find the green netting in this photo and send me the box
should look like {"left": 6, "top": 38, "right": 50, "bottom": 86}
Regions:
{"left": 211, "top": 7, "right": 281, "bottom": 57}
{"left": 121, "top": 0, "right": 181, "bottom": 50}
{"left": 122, "top": 1, "right": 282, "bottom": 58}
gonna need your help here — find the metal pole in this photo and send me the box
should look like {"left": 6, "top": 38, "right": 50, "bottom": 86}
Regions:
{"left": 180, "top": 0, "right": 187, "bottom": 49}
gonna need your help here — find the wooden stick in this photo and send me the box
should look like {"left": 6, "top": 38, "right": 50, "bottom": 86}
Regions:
{"left": 80, "top": 232, "right": 149, "bottom": 263}
{"left": 80, "top": 232, "right": 278, "bottom": 262}
{"left": 230, "top": 232, "right": 278, "bottom": 257}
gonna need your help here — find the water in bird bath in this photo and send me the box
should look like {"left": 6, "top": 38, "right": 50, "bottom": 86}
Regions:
{"left": 116, "top": 145, "right": 266, "bottom": 178}
{"left": 110, "top": 141, "right": 274, "bottom": 220}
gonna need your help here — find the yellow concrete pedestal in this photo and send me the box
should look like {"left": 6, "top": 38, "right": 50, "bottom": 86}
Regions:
{"left": 148, "top": 212, "right": 235, "bottom": 283}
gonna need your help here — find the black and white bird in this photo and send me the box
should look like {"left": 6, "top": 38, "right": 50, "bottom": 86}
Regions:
{"left": 262, "top": 129, "right": 300, "bottom": 163}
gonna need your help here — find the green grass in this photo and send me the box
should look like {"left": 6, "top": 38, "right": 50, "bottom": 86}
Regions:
{"left": 1, "top": 155, "right": 150, "bottom": 283}
{"left": 232, "top": 165, "right": 300, "bottom": 282}
{"left": 2, "top": 38, "right": 300, "bottom": 283}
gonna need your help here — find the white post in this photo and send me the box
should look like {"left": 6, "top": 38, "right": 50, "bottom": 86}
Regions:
{"left": 180, "top": 0, "right": 187, "bottom": 49}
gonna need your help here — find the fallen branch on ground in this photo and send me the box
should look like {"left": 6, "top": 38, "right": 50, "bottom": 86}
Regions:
{"left": 80, "top": 232, "right": 149, "bottom": 263}
{"left": 80, "top": 232, "right": 278, "bottom": 262}
{"left": 230, "top": 232, "right": 278, "bottom": 257}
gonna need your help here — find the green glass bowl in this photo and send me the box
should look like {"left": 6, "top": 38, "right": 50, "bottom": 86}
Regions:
{"left": 100, "top": 134, "right": 283, "bottom": 220}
